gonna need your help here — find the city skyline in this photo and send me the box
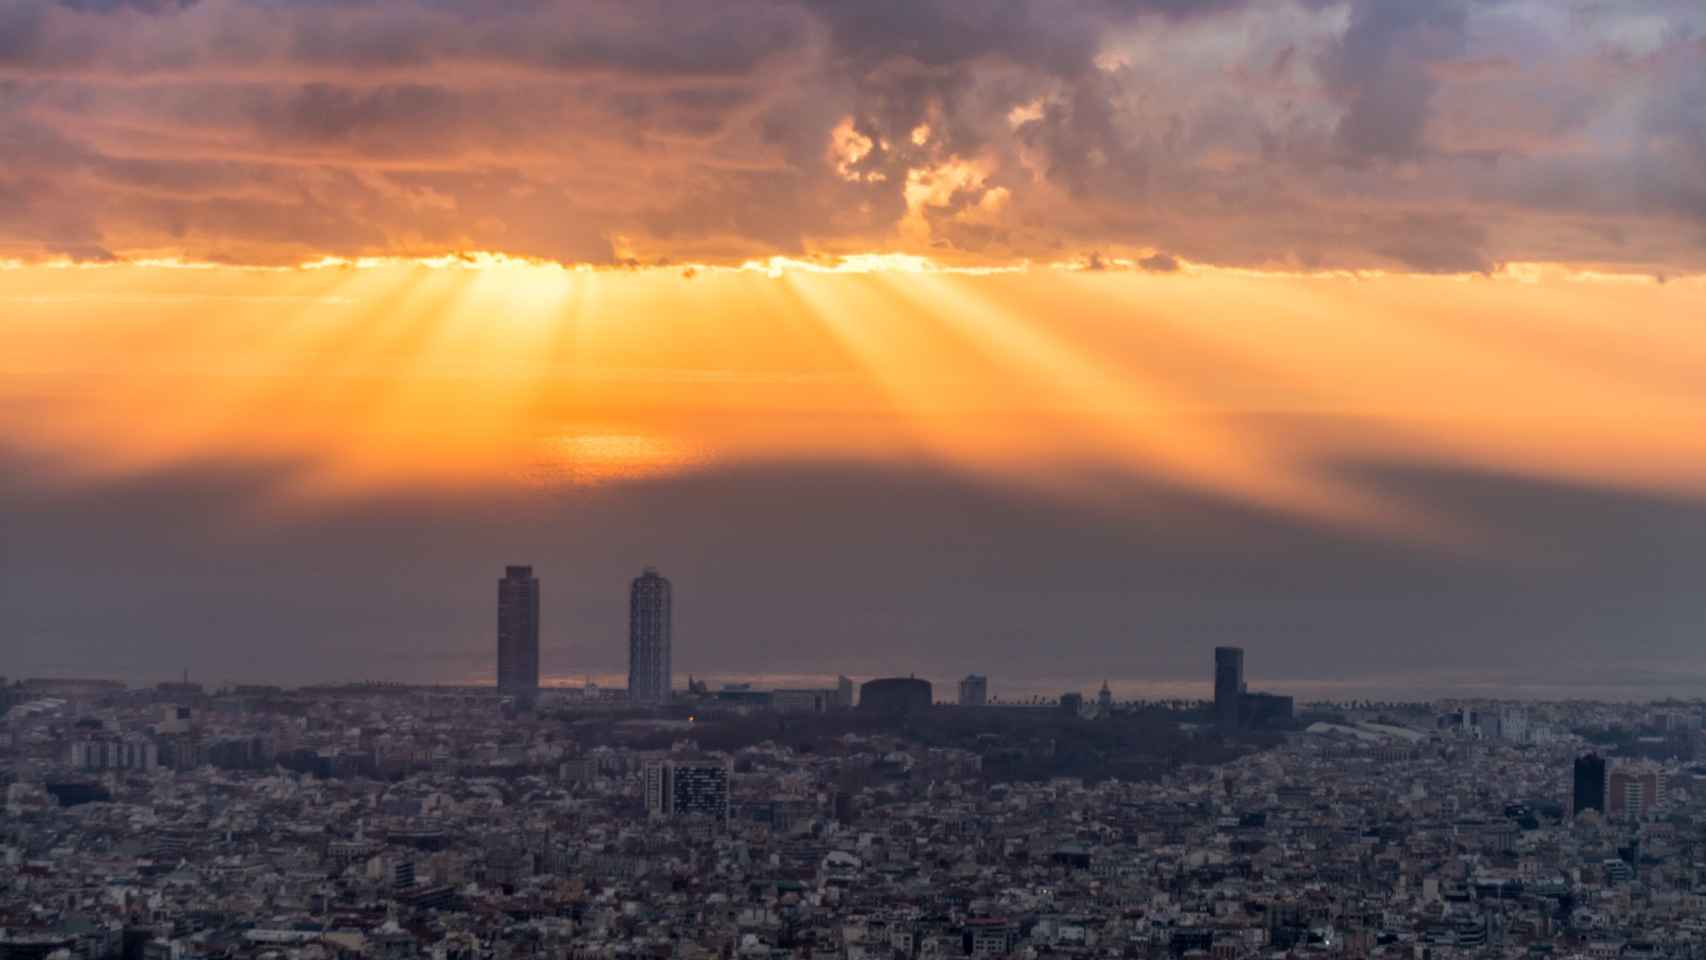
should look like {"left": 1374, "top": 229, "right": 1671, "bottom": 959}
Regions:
{"left": 487, "top": 573, "right": 1282, "bottom": 708}
{"left": 21, "top": 663, "right": 1704, "bottom": 959}
{"left": 15, "top": 646, "right": 1701, "bottom": 960}
{"left": 4, "top": 0, "right": 1706, "bottom": 702}
{"left": 4, "top": 2, "right": 1705, "bottom": 956}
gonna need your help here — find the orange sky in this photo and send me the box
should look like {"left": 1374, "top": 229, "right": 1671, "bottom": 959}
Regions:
{"left": 5, "top": 258, "right": 1705, "bottom": 551}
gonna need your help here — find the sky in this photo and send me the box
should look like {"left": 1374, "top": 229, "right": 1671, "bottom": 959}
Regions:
{"left": 3, "top": 0, "right": 1706, "bottom": 699}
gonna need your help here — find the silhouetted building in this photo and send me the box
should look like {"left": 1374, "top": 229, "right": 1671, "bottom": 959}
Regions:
{"left": 231, "top": 684, "right": 283, "bottom": 697}
{"left": 1060, "top": 691, "right": 1084, "bottom": 716}
{"left": 155, "top": 679, "right": 203, "bottom": 698}
{"left": 858, "top": 677, "right": 933, "bottom": 715}
{"left": 45, "top": 781, "right": 111, "bottom": 807}
{"left": 1240, "top": 692, "right": 1295, "bottom": 730}
{"left": 496, "top": 566, "right": 540, "bottom": 703}
{"left": 959, "top": 674, "right": 988, "bottom": 706}
{"left": 714, "top": 684, "right": 772, "bottom": 707}
{"left": 1214, "top": 646, "right": 1244, "bottom": 733}
{"left": 629, "top": 567, "right": 672, "bottom": 705}
{"left": 1574, "top": 753, "right": 1606, "bottom": 817}
{"left": 836, "top": 675, "right": 856, "bottom": 709}
{"left": 772, "top": 689, "right": 832, "bottom": 712}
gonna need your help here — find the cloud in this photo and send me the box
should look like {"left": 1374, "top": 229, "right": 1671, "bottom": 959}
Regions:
{"left": 1320, "top": 0, "right": 1469, "bottom": 162}
{"left": 1069, "top": 250, "right": 1180, "bottom": 272}
{"left": 57, "top": 0, "right": 198, "bottom": 12}
{"left": 1371, "top": 212, "right": 1492, "bottom": 274}
{"left": 0, "top": 0, "right": 1699, "bottom": 271}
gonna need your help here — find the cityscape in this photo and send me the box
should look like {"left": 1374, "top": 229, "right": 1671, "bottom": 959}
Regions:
{"left": 6, "top": 0, "right": 1706, "bottom": 959}
{"left": 6, "top": 566, "right": 1706, "bottom": 959}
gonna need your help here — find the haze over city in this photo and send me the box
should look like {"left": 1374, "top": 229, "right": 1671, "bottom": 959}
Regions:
{"left": 4, "top": 0, "right": 1706, "bottom": 699}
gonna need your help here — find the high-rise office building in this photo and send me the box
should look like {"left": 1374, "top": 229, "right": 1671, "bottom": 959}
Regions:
{"left": 1609, "top": 765, "right": 1661, "bottom": 821}
{"left": 643, "top": 758, "right": 669, "bottom": 814}
{"left": 1214, "top": 646, "right": 1244, "bottom": 733}
{"left": 644, "top": 757, "right": 731, "bottom": 824}
{"left": 669, "top": 759, "right": 730, "bottom": 822}
{"left": 629, "top": 567, "right": 672, "bottom": 705}
{"left": 1573, "top": 753, "right": 1607, "bottom": 817}
{"left": 959, "top": 674, "right": 988, "bottom": 707}
{"left": 497, "top": 565, "right": 540, "bottom": 703}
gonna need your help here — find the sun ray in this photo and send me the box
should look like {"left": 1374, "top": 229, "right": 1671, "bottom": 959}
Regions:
{"left": 2, "top": 259, "right": 1705, "bottom": 534}
{"left": 875, "top": 271, "right": 1468, "bottom": 543}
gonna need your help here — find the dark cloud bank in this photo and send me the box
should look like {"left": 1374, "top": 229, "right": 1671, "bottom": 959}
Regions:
{"left": 0, "top": 0, "right": 1702, "bottom": 271}
{"left": 5, "top": 442, "right": 1705, "bottom": 696}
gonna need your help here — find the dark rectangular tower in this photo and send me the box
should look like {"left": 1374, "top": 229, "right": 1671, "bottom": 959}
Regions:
{"left": 1214, "top": 646, "right": 1244, "bottom": 733}
{"left": 629, "top": 567, "right": 672, "bottom": 705}
{"left": 1574, "top": 753, "right": 1606, "bottom": 817}
{"left": 497, "top": 565, "right": 540, "bottom": 703}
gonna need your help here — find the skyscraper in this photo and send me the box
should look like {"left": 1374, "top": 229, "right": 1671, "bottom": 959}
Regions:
{"left": 1574, "top": 753, "right": 1607, "bottom": 817}
{"left": 497, "top": 565, "right": 540, "bottom": 703}
{"left": 629, "top": 567, "right": 672, "bottom": 705}
{"left": 1609, "top": 765, "right": 1661, "bottom": 821}
{"left": 494, "top": 562, "right": 539, "bottom": 705}
{"left": 958, "top": 674, "right": 988, "bottom": 707}
{"left": 1214, "top": 646, "right": 1244, "bottom": 733}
